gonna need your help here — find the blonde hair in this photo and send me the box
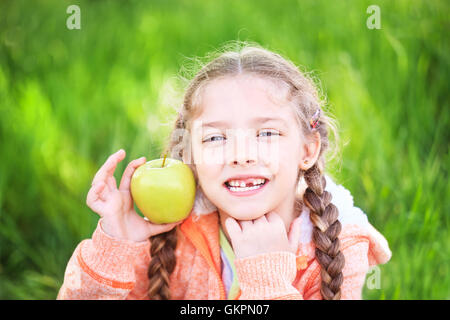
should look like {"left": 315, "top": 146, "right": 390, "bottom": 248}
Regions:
{"left": 148, "top": 40, "right": 345, "bottom": 300}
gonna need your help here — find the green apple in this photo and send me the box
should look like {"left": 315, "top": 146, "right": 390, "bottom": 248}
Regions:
{"left": 130, "top": 156, "right": 196, "bottom": 224}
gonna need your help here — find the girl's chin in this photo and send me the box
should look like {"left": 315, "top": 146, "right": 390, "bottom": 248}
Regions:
{"left": 223, "top": 208, "right": 269, "bottom": 221}
{"left": 232, "top": 215, "right": 265, "bottom": 221}
{"left": 215, "top": 191, "right": 275, "bottom": 220}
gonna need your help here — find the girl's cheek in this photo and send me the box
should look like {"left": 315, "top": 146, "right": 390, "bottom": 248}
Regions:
{"left": 192, "top": 138, "right": 225, "bottom": 166}
{"left": 258, "top": 141, "right": 282, "bottom": 173}
{"left": 201, "top": 147, "right": 226, "bottom": 165}
{"left": 263, "top": 139, "right": 300, "bottom": 176}
{"left": 197, "top": 164, "right": 216, "bottom": 180}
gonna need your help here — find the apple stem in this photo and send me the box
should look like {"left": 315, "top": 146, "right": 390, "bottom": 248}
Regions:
{"left": 162, "top": 153, "right": 167, "bottom": 168}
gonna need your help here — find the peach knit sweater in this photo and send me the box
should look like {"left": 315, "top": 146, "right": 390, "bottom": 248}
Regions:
{"left": 57, "top": 175, "right": 392, "bottom": 300}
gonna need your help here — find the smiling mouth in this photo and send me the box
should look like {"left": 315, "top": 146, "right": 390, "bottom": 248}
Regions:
{"left": 224, "top": 179, "right": 269, "bottom": 192}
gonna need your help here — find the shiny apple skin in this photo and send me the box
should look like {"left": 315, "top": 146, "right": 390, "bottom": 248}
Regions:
{"left": 131, "top": 158, "right": 196, "bottom": 224}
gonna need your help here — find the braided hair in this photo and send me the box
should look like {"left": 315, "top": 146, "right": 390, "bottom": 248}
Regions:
{"left": 303, "top": 164, "right": 345, "bottom": 300}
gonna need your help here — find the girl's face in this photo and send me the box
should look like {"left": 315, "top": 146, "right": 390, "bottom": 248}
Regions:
{"left": 188, "top": 74, "right": 311, "bottom": 222}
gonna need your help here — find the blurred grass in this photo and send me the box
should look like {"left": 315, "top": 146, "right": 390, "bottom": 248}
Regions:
{"left": 0, "top": 0, "right": 448, "bottom": 299}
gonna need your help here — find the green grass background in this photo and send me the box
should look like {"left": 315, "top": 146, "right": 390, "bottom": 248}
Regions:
{"left": 0, "top": 0, "right": 448, "bottom": 299}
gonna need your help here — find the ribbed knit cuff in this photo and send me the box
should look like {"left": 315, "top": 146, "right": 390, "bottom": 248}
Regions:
{"left": 234, "top": 251, "right": 300, "bottom": 300}
{"left": 80, "top": 219, "right": 150, "bottom": 281}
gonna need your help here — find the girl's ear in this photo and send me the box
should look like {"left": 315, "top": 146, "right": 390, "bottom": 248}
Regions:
{"left": 299, "top": 131, "right": 321, "bottom": 170}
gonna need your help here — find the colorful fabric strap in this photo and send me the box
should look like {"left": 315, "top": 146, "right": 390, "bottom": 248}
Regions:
{"left": 219, "top": 227, "right": 240, "bottom": 300}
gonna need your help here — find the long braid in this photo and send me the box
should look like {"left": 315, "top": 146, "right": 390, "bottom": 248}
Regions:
{"left": 147, "top": 114, "right": 187, "bottom": 300}
{"left": 147, "top": 228, "right": 178, "bottom": 299}
{"left": 303, "top": 164, "right": 345, "bottom": 300}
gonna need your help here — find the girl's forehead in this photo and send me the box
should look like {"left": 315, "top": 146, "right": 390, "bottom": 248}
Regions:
{"left": 196, "top": 74, "right": 292, "bottom": 119}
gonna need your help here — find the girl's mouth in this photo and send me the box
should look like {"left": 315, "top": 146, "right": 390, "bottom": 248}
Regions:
{"left": 223, "top": 178, "right": 269, "bottom": 197}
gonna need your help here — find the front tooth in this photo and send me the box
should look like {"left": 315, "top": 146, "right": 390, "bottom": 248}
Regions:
{"left": 228, "top": 179, "right": 265, "bottom": 187}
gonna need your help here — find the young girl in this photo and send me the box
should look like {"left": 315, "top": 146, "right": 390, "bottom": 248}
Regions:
{"left": 57, "top": 42, "right": 391, "bottom": 300}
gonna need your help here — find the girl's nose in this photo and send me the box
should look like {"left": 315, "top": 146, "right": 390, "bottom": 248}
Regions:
{"left": 226, "top": 129, "right": 258, "bottom": 167}
{"left": 231, "top": 158, "right": 256, "bottom": 166}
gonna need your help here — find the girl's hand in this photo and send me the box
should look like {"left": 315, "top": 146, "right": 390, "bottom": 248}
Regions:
{"left": 86, "top": 149, "right": 182, "bottom": 242}
{"left": 225, "top": 212, "right": 300, "bottom": 259}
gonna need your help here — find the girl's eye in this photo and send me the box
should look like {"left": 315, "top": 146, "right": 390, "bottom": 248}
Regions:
{"left": 258, "top": 130, "right": 280, "bottom": 137}
{"left": 203, "top": 135, "right": 225, "bottom": 143}
{"left": 203, "top": 130, "right": 280, "bottom": 143}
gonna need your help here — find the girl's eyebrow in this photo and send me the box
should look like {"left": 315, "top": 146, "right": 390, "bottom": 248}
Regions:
{"left": 202, "top": 117, "right": 288, "bottom": 128}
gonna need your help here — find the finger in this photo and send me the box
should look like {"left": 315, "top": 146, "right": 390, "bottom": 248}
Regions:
{"left": 92, "top": 149, "right": 126, "bottom": 186}
{"left": 147, "top": 220, "right": 183, "bottom": 236}
{"left": 266, "top": 211, "right": 287, "bottom": 232}
{"left": 86, "top": 181, "right": 106, "bottom": 205}
{"left": 238, "top": 219, "right": 253, "bottom": 231}
{"left": 224, "top": 217, "right": 242, "bottom": 238}
{"left": 106, "top": 175, "right": 117, "bottom": 191}
{"left": 266, "top": 211, "right": 283, "bottom": 225}
{"left": 288, "top": 216, "right": 302, "bottom": 254}
{"left": 119, "top": 157, "right": 146, "bottom": 192}
{"left": 253, "top": 214, "right": 268, "bottom": 226}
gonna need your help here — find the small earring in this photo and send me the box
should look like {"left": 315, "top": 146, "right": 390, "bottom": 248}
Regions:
{"left": 301, "top": 160, "right": 309, "bottom": 170}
